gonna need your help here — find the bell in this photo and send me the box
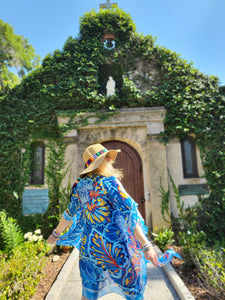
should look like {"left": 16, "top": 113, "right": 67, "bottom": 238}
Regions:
{"left": 103, "top": 31, "right": 115, "bottom": 41}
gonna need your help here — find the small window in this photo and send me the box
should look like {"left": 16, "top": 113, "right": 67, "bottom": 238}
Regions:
{"left": 30, "top": 143, "right": 45, "bottom": 185}
{"left": 181, "top": 136, "right": 198, "bottom": 178}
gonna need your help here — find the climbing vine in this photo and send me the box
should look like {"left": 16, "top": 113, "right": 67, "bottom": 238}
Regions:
{"left": 0, "top": 7, "right": 224, "bottom": 240}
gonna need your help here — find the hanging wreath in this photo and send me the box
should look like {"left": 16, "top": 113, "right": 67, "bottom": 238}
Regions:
{"left": 104, "top": 39, "right": 116, "bottom": 50}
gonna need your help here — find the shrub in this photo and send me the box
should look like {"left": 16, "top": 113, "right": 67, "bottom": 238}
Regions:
{"left": 152, "top": 227, "right": 175, "bottom": 252}
{"left": 0, "top": 211, "right": 24, "bottom": 255}
{"left": 191, "top": 246, "right": 225, "bottom": 299}
{"left": 0, "top": 239, "right": 49, "bottom": 299}
{"left": 179, "top": 228, "right": 206, "bottom": 267}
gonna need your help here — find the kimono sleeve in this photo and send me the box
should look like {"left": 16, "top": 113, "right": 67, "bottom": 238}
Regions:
{"left": 103, "top": 176, "right": 148, "bottom": 235}
{"left": 63, "top": 180, "right": 81, "bottom": 221}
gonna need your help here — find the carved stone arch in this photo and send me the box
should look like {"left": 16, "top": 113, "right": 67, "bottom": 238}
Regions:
{"left": 102, "top": 140, "right": 146, "bottom": 221}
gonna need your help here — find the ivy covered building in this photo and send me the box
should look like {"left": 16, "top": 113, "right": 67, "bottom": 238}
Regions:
{"left": 1, "top": 3, "right": 224, "bottom": 236}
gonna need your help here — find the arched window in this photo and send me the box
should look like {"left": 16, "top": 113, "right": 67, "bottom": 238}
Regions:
{"left": 30, "top": 142, "right": 45, "bottom": 185}
{"left": 181, "top": 136, "right": 198, "bottom": 178}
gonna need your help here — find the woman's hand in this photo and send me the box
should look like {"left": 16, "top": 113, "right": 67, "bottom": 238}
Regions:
{"left": 46, "top": 217, "right": 71, "bottom": 245}
{"left": 47, "top": 234, "right": 58, "bottom": 245}
{"left": 144, "top": 247, "right": 160, "bottom": 266}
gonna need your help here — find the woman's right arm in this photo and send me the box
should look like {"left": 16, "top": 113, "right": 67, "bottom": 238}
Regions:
{"left": 134, "top": 222, "right": 159, "bottom": 266}
{"left": 47, "top": 216, "right": 71, "bottom": 244}
{"left": 47, "top": 180, "right": 80, "bottom": 244}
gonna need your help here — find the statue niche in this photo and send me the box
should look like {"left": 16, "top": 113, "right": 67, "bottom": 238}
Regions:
{"left": 98, "top": 64, "right": 122, "bottom": 96}
{"left": 106, "top": 76, "right": 116, "bottom": 97}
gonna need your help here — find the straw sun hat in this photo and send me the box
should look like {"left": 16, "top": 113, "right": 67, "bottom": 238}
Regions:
{"left": 80, "top": 143, "right": 121, "bottom": 176}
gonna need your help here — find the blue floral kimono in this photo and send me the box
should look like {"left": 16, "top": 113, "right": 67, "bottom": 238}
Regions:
{"left": 56, "top": 174, "right": 149, "bottom": 300}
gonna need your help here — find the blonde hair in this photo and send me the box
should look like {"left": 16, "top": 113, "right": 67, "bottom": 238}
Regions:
{"left": 82, "top": 160, "right": 123, "bottom": 180}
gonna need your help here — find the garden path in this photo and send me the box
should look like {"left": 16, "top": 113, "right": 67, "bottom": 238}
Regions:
{"left": 45, "top": 246, "right": 195, "bottom": 300}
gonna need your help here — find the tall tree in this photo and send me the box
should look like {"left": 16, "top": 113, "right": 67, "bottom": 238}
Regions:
{"left": 0, "top": 18, "right": 40, "bottom": 90}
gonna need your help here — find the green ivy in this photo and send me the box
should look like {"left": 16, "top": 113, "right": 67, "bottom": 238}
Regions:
{"left": 43, "top": 139, "right": 71, "bottom": 236}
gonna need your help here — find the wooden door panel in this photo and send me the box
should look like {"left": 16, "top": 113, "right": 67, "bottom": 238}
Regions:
{"left": 102, "top": 141, "right": 146, "bottom": 220}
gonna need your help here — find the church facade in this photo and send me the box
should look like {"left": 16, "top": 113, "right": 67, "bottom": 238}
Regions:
{"left": 22, "top": 3, "right": 210, "bottom": 231}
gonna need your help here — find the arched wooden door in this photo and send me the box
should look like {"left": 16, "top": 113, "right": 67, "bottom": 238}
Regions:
{"left": 102, "top": 140, "right": 146, "bottom": 221}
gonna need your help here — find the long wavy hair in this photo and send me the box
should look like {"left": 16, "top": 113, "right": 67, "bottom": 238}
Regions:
{"left": 81, "top": 159, "right": 123, "bottom": 180}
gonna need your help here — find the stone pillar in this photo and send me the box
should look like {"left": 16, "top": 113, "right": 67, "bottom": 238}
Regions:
{"left": 62, "top": 130, "right": 79, "bottom": 190}
{"left": 147, "top": 135, "right": 170, "bottom": 231}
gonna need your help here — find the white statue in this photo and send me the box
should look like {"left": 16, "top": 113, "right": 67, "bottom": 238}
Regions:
{"left": 106, "top": 76, "right": 116, "bottom": 97}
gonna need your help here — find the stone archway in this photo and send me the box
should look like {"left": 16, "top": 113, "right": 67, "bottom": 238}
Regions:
{"left": 102, "top": 140, "right": 146, "bottom": 221}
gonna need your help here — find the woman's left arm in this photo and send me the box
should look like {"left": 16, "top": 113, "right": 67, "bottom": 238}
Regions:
{"left": 134, "top": 222, "right": 159, "bottom": 266}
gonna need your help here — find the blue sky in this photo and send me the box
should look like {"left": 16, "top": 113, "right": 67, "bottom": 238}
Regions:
{"left": 1, "top": 0, "right": 225, "bottom": 85}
